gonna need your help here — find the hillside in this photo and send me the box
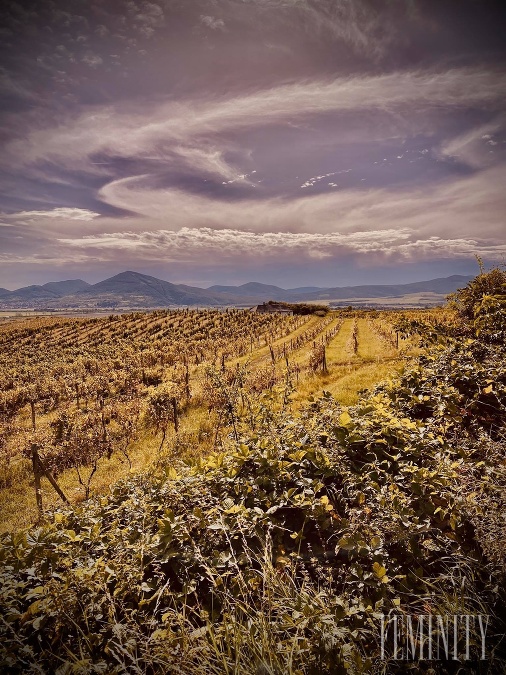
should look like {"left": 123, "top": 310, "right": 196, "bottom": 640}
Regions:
{"left": 40, "top": 279, "right": 90, "bottom": 295}
{"left": 299, "top": 274, "right": 473, "bottom": 301}
{"left": 207, "top": 282, "right": 327, "bottom": 300}
{"left": 208, "top": 281, "right": 293, "bottom": 300}
{"left": 57, "top": 271, "right": 239, "bottom": 308}
{"left": 2, "top": 285, "right": 63, "bottom": 302}
{"left": 0, "top": 279, "right": 89, "bottom": 303}
{"left": 208, "top": 277, "right": 473, "bottom": 303}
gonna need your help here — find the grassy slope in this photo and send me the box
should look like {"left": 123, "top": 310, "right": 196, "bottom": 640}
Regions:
{"left": 290, "top": 318, "right": 410, "bottom": 407}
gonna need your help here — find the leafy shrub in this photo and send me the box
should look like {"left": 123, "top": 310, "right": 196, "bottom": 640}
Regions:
{"left": 448, "top": 264, "right": 506, "bottom": 321}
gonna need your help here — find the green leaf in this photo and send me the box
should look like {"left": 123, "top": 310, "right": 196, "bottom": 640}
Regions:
{"left": 372, "top": 562, "right": 388, "bottom": 581}
{"left": 339, "top": 411, "right": 353, "bottom": 427}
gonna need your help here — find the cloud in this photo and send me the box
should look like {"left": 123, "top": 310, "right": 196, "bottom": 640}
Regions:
{"left": 292, "top": 0, "right": 396, "bottom": 59}
{"left": 58, "top": 226, "right": 411, "bottom": 254}
{"left": 230, "top": 0, "right": 419, "bottom": 60}
{"left": 131, "top": 1, "right": 165, "bottom": 38}
{"left": 170, "top": 145, "right": 242, "bottom": 182}
{"left": 3, "top": 207, "right": 100, "bottom": 221}
{"left": 54, "top": 227, "right": 506, "bottom": 265}
{"left": 1, "top": 55, "right": 505, "bottom": 282}
{"left": 81, "top": 52, "right": 104, "bottom": 68}
{"left": 94, "top": 164, "right": 506, "bottom": 242}
{"left": 3, "top": 165, "right": 503, "bottom": 271}
{"left": 439, "top": 119, "right": 506, "bottom": 168}
{"left": 200, "top": 15, "right": 226, "bottom": 31}
{"left": 4, "top": 66, "right": 506, "bottom": 173}
{"left": 0, "top": 67, "right": 37, "bottom": 102}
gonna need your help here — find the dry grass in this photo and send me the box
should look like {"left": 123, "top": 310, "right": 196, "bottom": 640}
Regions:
{"left": 232, "top": 314, "right": 319, "bottom": 368}
{"left": 289, "top": 318, "right": 409, "bottom": 407}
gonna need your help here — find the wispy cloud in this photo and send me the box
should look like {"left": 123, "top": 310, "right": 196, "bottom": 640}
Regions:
{"left": 94, "top": 164, "right": 506, "bottom": 242}
{"left": 5, "top": 67, "right": 506, "bottom": 173}
{"left": 439, "top": 119, "right": 506, "bottom": 168}
{"left": 2, "top": 161, "right": 505, "bottom": 278}
{"left": 4, "top": 207, "right": 100, "bottom": 221}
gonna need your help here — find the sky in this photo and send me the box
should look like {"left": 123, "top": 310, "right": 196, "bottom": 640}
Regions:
{"left": 0, "top": 0, "right": 506, "bottom": 290}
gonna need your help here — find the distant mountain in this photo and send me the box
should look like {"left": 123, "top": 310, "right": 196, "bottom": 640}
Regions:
{"left": 57, "top": 271, "right": 240, "bottom": 308}
{"left": 42, "top": 280, "right": 90, "bottom": 295}
{"left": 0, "top": 279, "right": 89, "bottom": 303}
{"left": 4, "top": 285, "right": 63, "bottom": 301}
{"left": 286, "top": 287, "right": 324, "bottom": 294}
{"left": 0, "top": 272, "right": 473, "bottom": 309}
{"left": 297, "top": 275, "right": 472, "bottom": 301}
{"left": 208, "top": 282, "right": 326, "bottom": 301}
{"left": 208, "top": 282, "right": 290, "bottom": 301}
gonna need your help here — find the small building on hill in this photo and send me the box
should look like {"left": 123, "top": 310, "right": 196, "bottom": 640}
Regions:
{"left": 255, "top": 302, "right": 293, "bottom": 315}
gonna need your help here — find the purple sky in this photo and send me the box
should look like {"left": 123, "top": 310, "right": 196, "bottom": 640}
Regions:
{"left": 1, "top": 0, "right": 505, "bottom": 289}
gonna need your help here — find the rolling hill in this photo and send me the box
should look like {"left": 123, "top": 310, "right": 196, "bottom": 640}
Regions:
{"left": 0, "top": 279, "right": 90, "bottom": 303}
{"left": 52, "top": 272, "right": 242, "bottom": 308}
{"left": 208, "top": 282, "right": 326, "bottom": 301}
{"left": 0, "top": 272, "right": 473, "bottom": 309}
{"left": 41, "top": 279, "right": 91, "bottom": 295}
{"left": 297, "top": 275, "right": 473, "bottom": 302}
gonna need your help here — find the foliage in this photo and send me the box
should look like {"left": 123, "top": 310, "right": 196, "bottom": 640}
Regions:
{"left": 448, "top": 264, "right": 506, "bottom": 321}
{"left": 396, "top": 267, "right": 506, "bottom": 347}
{"left": 0, "top": 277, "right": 505, "bottom": 673}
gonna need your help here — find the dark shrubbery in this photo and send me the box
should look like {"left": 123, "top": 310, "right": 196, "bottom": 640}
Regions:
{"left": 448, "top": 263, "right": 506, "bottom": 321}
{"left": 264, "top": 300, "right": 330, "bottom": 315}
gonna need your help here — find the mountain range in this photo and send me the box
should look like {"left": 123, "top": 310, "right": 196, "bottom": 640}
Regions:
{"left": 0, "top": 271, "right": 473, "bottom": 309}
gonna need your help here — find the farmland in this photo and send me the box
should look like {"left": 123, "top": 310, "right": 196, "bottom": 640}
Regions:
{"left": 0, "top": 271, "right": 505, "bottom": 674}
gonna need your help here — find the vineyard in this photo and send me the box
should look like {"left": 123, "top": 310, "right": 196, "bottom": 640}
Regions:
{"left": 0, "top": 306, "right": 426, "bottom": 530}
{"left": 0, "top": 271, "right": 505, "bottom": 673}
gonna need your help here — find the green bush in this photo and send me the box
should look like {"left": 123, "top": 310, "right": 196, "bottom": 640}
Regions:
{"left": 448, "top": 264, "right": 506, "bottom": 322}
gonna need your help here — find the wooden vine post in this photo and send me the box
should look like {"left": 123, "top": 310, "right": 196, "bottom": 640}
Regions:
{"left": 30, "top": 400, "right": 36, "bottom": 431}
{"left": 31, "top": 443, "right": 70, "bottom": 520}
{"left": 172, "top": 397, "right": 179, "bottom": 433}
{"left": 31, "top": 444, "right": 43, "bottom": 519}
{"left": 184, "top": 357, "right": 191, "bottom": 400}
